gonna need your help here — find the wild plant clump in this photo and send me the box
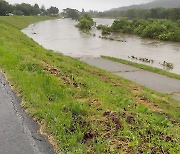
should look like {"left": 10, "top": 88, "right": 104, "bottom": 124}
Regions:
{"left": 76, "top": 14, "right": 94, "bottom": 32}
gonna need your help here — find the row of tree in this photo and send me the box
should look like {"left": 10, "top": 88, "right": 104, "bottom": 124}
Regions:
{"left": 0, "top": 0, "right": 59, "bottom": 16}
{"left": 89, "top": 8, "right": 180, "bottom": 20}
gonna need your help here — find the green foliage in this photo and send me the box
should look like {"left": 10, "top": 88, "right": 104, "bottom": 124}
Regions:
{"left": 111, "top": 19, "right": 133, "bottom": 33}
{"left": 97, "top": 25, "right": 111, "bottom": 35}
{"left": 133, "top": 19, "right": 180, "bottom": 41}
{"left": 141, "top": 23, "right": 167, "bottom": 39}
{"left": 76, "top": 14, "right": 94, "bottom": 32}
{"left": 91, "top": 8, "right": 180, "bottom": 20}
{"left": 0, "top": 0, "right": 12, "bottom": 16}
{"left": 62, "top": 8, "right": 80, "bottom": 20}
{"left": 77, "top": 18, "right": 92, "bottom": 31}
{"left": 100, "top": 18, "right": 180, "bottom": 42}
{"left": 47, "top": 6, "right": 59, "bottom": 15}
{"left": 0, "top": 0, "right": 58, "bottom": 16}
{"left": 101, "top": 27, "right": 111, "bottom": 35}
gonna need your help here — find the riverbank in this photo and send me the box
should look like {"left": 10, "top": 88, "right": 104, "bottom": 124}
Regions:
{"left": 101, "top": 56, "right": 180, "bottom": 80}
{"left": 0, "top": 16, "right": 179, "bottom": 153}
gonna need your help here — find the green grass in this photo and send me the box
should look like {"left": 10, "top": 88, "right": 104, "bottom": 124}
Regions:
{"left": 0, "top": 16, "right": 58, "bottom": 29}
{"left": 0, "top": 16, "right": 179, "bottom": 153}
{"left": 102, "top": 56, "right": 180, "bottom": 80}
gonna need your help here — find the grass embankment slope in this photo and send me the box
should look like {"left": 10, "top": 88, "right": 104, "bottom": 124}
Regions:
{"left": 0, "top": 16, "right": 179, "bottom": 153}
{"left": 0, "top": 16, "right": 57, "bottom": 29}
{"left": 102, "top": 56, "right": 180, "bottom": 80}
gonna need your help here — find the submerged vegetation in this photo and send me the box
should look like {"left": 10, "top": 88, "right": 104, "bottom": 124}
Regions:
{"left": 0, "top": 16, "right": 179, "bottom": 153}
{"left": 98, "top": 18, "right": 180, "bottom": 42}
{"left": 87, "top": 7, "right": 180, "bottom": 42}
{"left": 76, "top": 14, "right": 94, "bottom": 32}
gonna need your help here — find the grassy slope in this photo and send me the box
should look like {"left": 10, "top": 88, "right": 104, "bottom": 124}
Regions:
{"left": 0, "top": 16, "right": 57, "bottom": 29}
{"left": 101, "top": 56, "right": 180, "bottom": 80}
{"left": 0, "top": 16, "right": 179, "bottom": 153}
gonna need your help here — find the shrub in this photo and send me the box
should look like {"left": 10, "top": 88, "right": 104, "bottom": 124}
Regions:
{"left": 97, "top": 25, "right": 112, "bottom": 35}
{"left": 76, "top": 14, "right": 94, "bottom": 32}
{"left": 158, "top": 32, "right": 174, "bottom": 41}
{"left": 111, "top": 19, "right": 133, "bottom": 33}
{"left": 141, "top": 23, "right": 167, "bottom": 39}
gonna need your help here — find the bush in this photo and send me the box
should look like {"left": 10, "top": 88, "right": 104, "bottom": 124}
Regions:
{"left": 76, "top": 14, "right": 94, "bottom": 32}
{"left": 97, "top": 25, "right": 112, "bottom": 35}
{"left": 158, "top": 32, "right": 174, "bottom": 41}
{"left": 170, "top": 29, "right": 180, "bottom": 42}
{"left": 111, "top": 19, "right": 133, "bottom": 33}
{"left": 76, "top": 18, "right": 93, "bottom": 31}
{"left": 141, "top": 24, "right": 167, "bottom": 39}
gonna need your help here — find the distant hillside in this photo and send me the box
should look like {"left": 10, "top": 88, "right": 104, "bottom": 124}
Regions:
{"left": 111, "top": 0, "right": 180, "bottom": 11}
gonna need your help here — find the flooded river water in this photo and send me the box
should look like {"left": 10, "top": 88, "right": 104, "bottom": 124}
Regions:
{"left": 22, "top": 18, "right": 180, "bottom": 74}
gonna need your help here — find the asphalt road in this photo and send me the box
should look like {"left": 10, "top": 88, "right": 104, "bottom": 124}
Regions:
{"left": 81, "top": 58, "right": 180, "bottom": 101}
{"left": 0, "top": 72, "right": 55, "bottom": 154}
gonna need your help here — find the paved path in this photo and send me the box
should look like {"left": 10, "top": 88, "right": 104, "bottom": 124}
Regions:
{"left": 81, "top": 58, "right": 180, "bottom": 101}
{"left": 0, "top": 72, "right": 54, "bottom": 154}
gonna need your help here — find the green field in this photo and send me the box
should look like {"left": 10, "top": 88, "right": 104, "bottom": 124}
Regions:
{"left": 0, "top": 16, "right": 179, "bottom": 153}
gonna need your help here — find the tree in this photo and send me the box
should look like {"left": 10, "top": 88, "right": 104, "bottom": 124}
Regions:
{"left": 33, "top": 3, "right": 40, "bottom": 15}
{"left": 12, "top": 10, "right": 23, "bottom": 16}
{"left": 14, "top": 3, "right": 34, "bottom": 16}
{"left": 82, "top": 8, "right": 85, "bottom": 14}
{"left": 62, "top": 8, "right": 80, "bottom": 20}
{"left": 126, "top": 9, "right": 137, "bottom": 19}
{"left": 168, "top": 8, "right": 180, "bottom": 20}
{"left": 0, "top": 1, "right": 60, "bottom": 16}
{"left": 0, "top": 0, "right": 11, "bottom": 16}
{"left": 40, "top": 5, "right": 47, "bottom": 15}
{"left": 47, "top": 6, "right": 59, "bottom": 15}
{"left": 34, "top": 3, "right": 39, "bottom": 10}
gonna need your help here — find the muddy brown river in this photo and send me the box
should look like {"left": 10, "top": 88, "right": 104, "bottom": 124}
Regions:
{"left": 22, "top": 18, "right": 180, "bottom": 74}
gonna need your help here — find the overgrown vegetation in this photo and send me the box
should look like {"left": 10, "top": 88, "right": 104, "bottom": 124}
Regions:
{"left": 76, "top": 14, "right": 94, "bottom": 32}
{"left": 98, "top": 18, "right": 180, "bottom": 42}
{"left": 97, "top": 25, "right": 111, "bottom": 35}
{"left": 0, "top": 16, "right": 179, "bottom": 153}
{"left": 101, "top": 56, "right": 180, "bottom": 80}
